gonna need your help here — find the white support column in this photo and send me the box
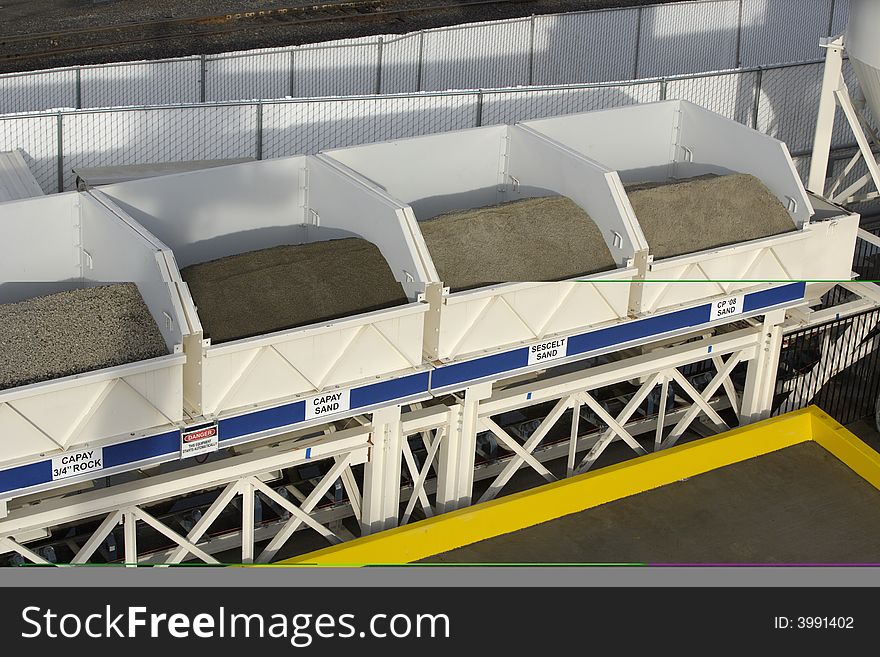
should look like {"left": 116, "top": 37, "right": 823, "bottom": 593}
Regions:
{"left": 361, "top": 405, "right": 404, "bottom": 535}
{"left": 434, "top": 381, "right": 493, "bottom": 513}
{"left": 567, "top": 399, "right": 582, "bottom": 477}
{"left": 654, "top": 375, "right": 670, "bottom": 450}
{"left": 240, "top": 480, "right": 255, "bottom": 565}
{"left": 0, "top": 500, "right": 6, "bottom": 520}
{"left": 435, "top": 404, "right": 463, "bottom": 515}
{"left": 457, "top": 382, "right": 492, "bottom": 509}
{"left": 809, "top": 37, "right": 845, "bottom": 195}
{"left": 123, "top": 510, "right": 138, "bottom": 567}
{"left": 740, "top": 310, "right": 785, "bottom": 424}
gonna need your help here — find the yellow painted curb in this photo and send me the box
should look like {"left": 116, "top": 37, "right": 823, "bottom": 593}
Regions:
{"left": 277, "top": 407, "right": 835, "bottom": 566}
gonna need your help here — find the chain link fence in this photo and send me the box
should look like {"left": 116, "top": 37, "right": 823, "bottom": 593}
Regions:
{"left": 0, "top": 0, "right": 852, "bottom": 115}
{"left": 1, "top": 57, "right": 862, "bottom": 194}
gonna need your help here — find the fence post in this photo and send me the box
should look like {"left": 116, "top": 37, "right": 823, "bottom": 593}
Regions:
{"left": 475, "top": 91, "right": 484, "bottom": 127}
{"left": 828, "top": 0, "right": 837, "bottom": 37}
{"left": 527, "top": 15, "right": 536, "bottom": 86}
{"left": 376, "top": 37, "right": 384, "bottom": 95}
{"left": 751, "top": 67, "right": 764, "bottom": 130}
{"left": 255, "top": 102, "right": 263, "bottom": 160}
{"left": 74, "top": 68, "right": 82, "bottom": 110}
{"left": 289, "top": 49, "right": 296, "bottom": 98}
{"left": 416, "top": 31, "right": 425, "bottom": 91}
{"left": 199, "top": 54, "right": 207, "bottom": 103}
{"left": 659, "top": 78, "right": 667, "bottom": 101}
{"left": 735, "top": 0, "right": 744, "bottom": 68}
{"left": 56, "top": 112, "right": 64, "bottom": 193}
{"left": 633, "top": 6, "right": 644, "bottom": 79}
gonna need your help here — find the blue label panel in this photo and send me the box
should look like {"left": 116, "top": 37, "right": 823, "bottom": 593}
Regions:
{"left": 0, "top": 461, "right": 51, "bottom": 495}
{"left": 350, "top": 372, "right": 430, "bottom": 409}
{"left": 743, "top": 281, "right": 805, "bottom": 312}
{"left": 430, "top": 348, "right": 528, "bottom": 390}
{"left": 103, "top": 430, "right": 180, "bottom": 469}
{"left": 219, "top": 400, "right": 307, "bottom": 442}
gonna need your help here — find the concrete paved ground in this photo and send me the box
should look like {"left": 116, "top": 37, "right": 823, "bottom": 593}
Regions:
{"left": 423, "top": 442, "right": 880, "bottom": 564}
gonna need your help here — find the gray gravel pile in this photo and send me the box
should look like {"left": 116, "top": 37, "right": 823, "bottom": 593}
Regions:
{"left": 419, "top": 195, "right": 617, "bottom": 291}
{"left": 625, "top": 173, "right": 796, "bottom": 260}
{"left": 181, "top": 238, "right": 408, "bottom": 344}
{"left": 0, "top": 283, "right": 168, "bottom": 390}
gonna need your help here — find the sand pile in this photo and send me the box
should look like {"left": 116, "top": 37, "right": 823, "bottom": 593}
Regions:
{"left": 625, "top": 173, "right": 796, "bottom": 259}
{"left": 181, "top": 238, "right": 408, "bottom": 343}
{"left": 419, "top": 196, "right": 616, "bottom": 291}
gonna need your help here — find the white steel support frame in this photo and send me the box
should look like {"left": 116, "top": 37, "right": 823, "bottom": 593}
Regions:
{"left": 469, "top": 326, "right": 765, "bottom": 501}
{"left": 809, "top": 36, "right": 880, "bottom": 204}
{"left": 361, "top": 405, "right": 404, "bottom": 535}
{"left": 739, "top": 309, "right": 785, "bottom": 424}
{"left": 434, "top": 382, "right": 492, "bottom": 513}
{"left": 0, "top": 322, "right": 786, "bottom": 565}
{"left": 0, "top": 427, "right": 370, "bottom": 565}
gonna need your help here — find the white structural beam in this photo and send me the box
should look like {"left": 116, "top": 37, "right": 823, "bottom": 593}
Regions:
{"left": 478, "top": 396, "right": 571, "bottom": 502}
{"left": 809, "top": 37, "right": 846, "bottom": 195}
{"left": 240, "top": 480, "right": 255, "bottom": 564}
{"left": 123, "top": 511, "right": 138, "bottom": 567}
{"left": 434, "top": 382, "right": 492, "bottom": 513}
{"left": 654, "top": 375, "right": 670, "bottom": 450}
{"left": 401, "top": 428, "right": 444, "bottom": 525}
{"left": 361, "top": 405, "right": 404, "bottom": 534}
{"left": 574, "top": 375, "right": 659, "bottom": 473}
{"left": 0, "top": 536, "right": 50, "bottom": 565}
{"left": 740, "top": 310, "right": 785, "bottom": 424}
{"left": 480, "top": 328, "right": 760, "bottom": 418}
{"left": 663, "top": 353, "right": 743, "bottom": 448}
{"left": 71, "top": 510, "right": 123, "bottom": 565}
{"left": 566, "top": 399, "right": 582, "bottom": 477}
{"left": 0, "top": 428, "right": 369, "bottom": 552}
{"left": 129, "top": 506, "right": 219, "bottom": 565}
{"left": 167, "top": 481, "right": 242, "bottom": 564}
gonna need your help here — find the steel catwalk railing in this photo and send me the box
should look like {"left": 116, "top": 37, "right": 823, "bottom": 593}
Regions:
{"left": 0, "top": 0, "right": 851, "bottom": 115}
{"left": 776, "top": 306, "right": 880, "bottom": 425}
{"left": 0, "top": 58, "right": 868, "bottom": 194}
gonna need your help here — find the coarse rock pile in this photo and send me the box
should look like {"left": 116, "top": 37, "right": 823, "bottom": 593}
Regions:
{"left": 0, "top": 283, "right": 168, "bottom": 390}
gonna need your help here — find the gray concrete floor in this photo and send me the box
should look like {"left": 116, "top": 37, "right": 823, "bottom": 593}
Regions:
{"left": 422, "top": 442, "right": 880, "bottom": 564}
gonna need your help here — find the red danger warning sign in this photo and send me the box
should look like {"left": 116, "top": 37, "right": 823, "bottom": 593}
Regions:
{"left": 180, "top": 422, "right": 219, "bottom": 459}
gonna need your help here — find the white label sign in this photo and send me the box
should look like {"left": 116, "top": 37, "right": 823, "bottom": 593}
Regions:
{"left": 305, "top": 389, "right": 351, "bottom": 420}
{"left": 51, "top": 447, "right": 104, "bottom": 481}
{"left": 709, "top": 294, "right": 745, "bottom": 321}
{"left": 181, "top": 423, "right": 219, "bottom": 459}
{"left": 527, "top": 337, "right": 568, "bottom": 366}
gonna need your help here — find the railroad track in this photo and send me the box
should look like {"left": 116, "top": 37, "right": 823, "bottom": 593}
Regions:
{"left": 0, "top": 0, "right": 534, "bottom": 67}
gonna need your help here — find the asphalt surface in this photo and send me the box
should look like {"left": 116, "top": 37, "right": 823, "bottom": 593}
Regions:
{"left": 0, "top": 0, "right": 687, "bottom": 73}
{"left": 423, "top": 442, "right": 880, "bottom": 564}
